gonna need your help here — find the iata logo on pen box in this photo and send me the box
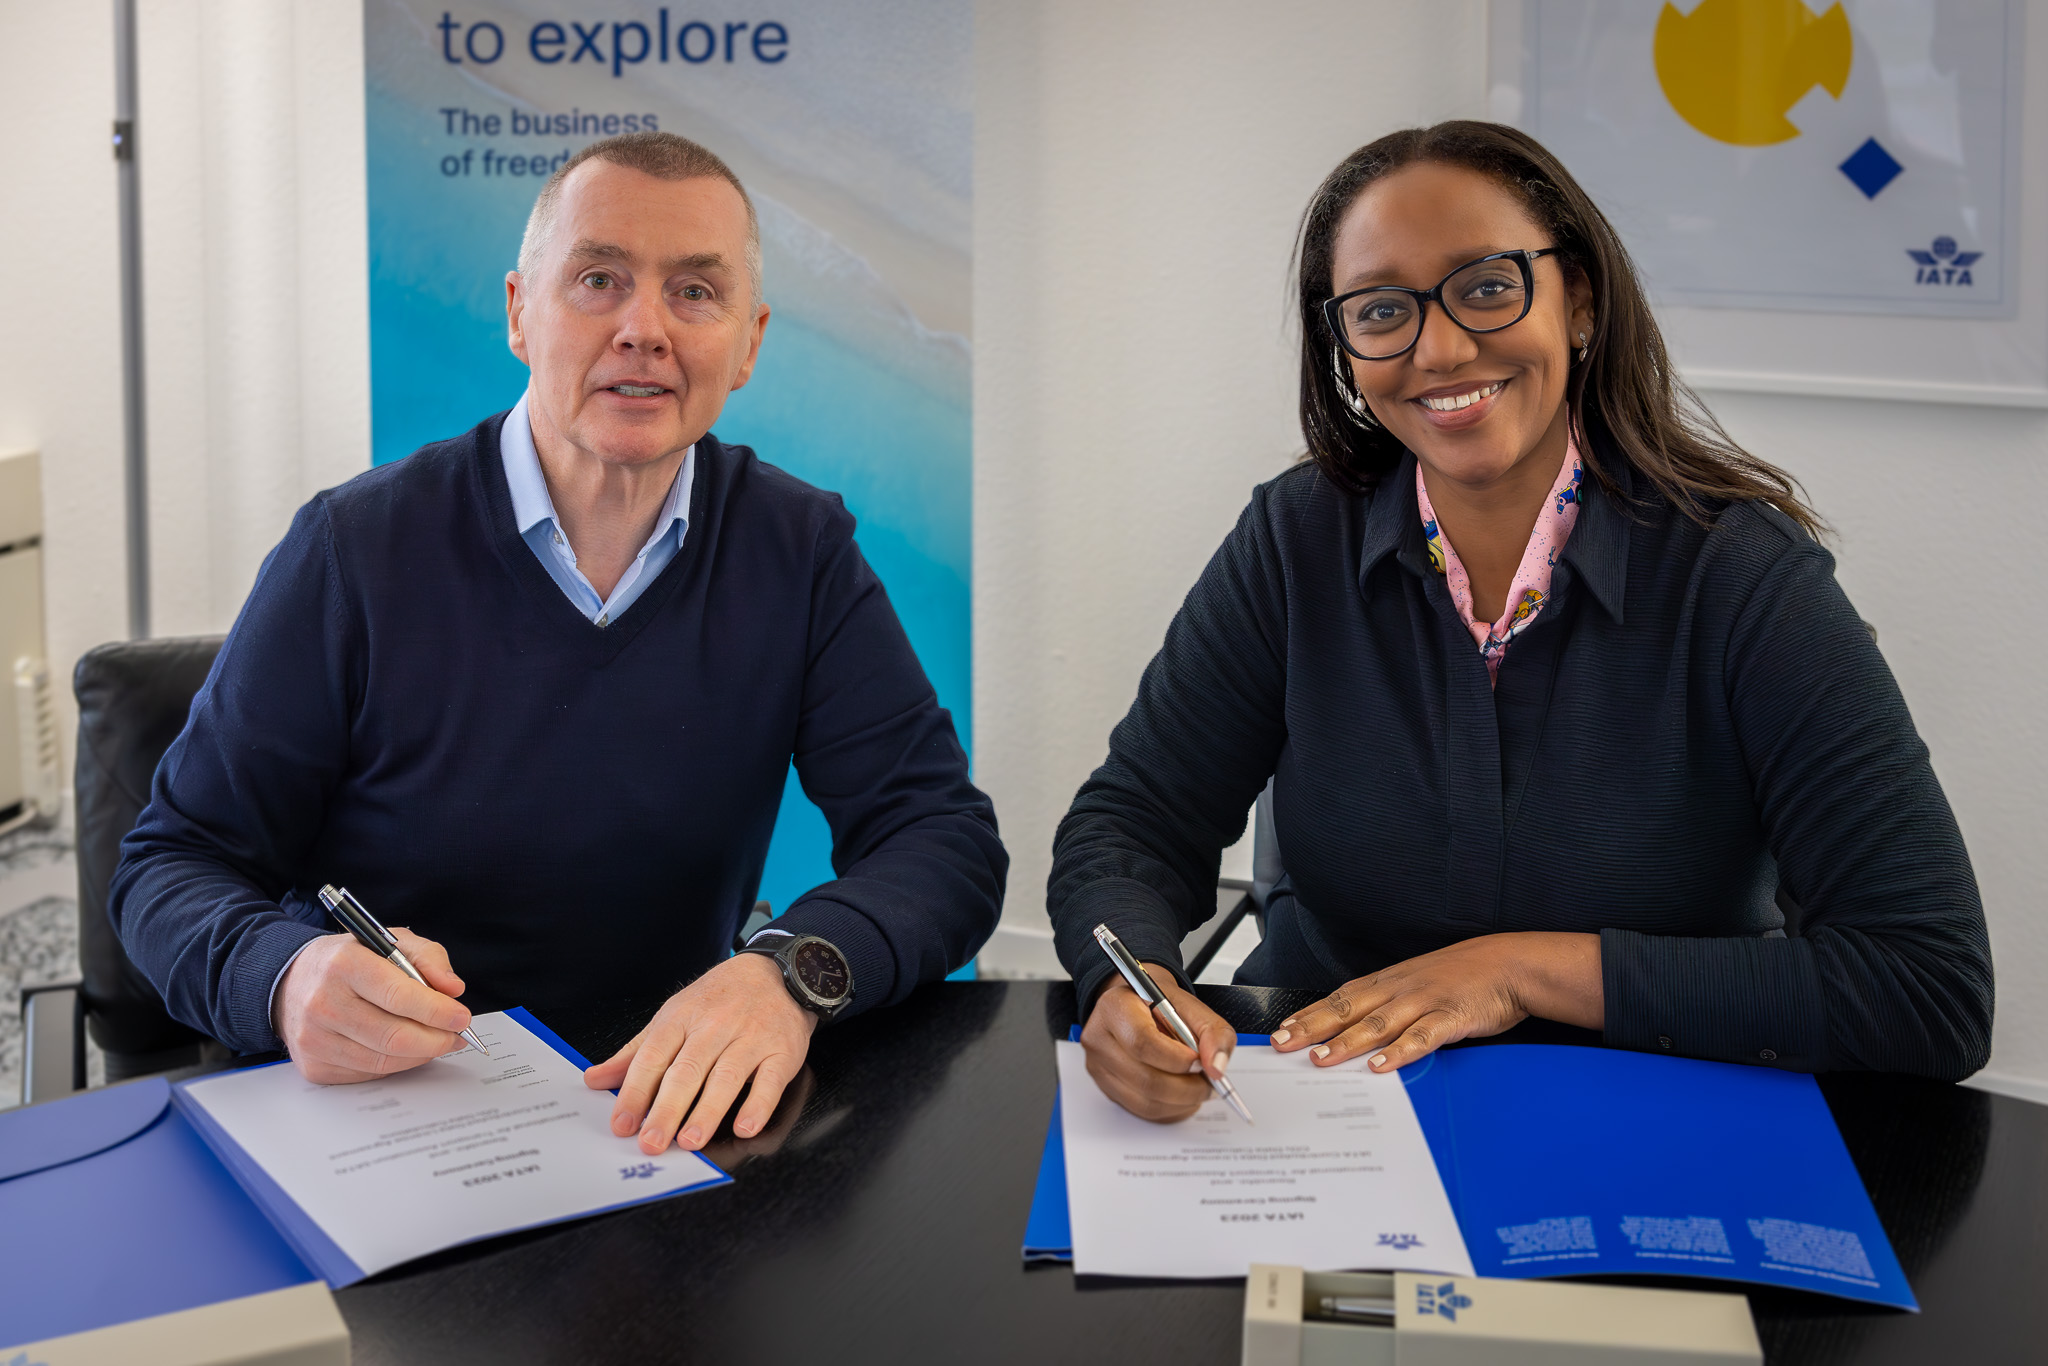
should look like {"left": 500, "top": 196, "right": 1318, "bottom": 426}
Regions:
{"left": 1414, "top": 1280, "right": 1474, "bottom": 1322}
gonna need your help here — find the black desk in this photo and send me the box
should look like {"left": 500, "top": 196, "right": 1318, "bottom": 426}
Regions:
{"left": 333, "top": 982, "right": 2047, "bottom": 1364}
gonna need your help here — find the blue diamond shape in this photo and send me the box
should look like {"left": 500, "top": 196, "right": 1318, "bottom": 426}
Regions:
{"left": 1839, "top": 138, "right": 1903, "bottom": 199}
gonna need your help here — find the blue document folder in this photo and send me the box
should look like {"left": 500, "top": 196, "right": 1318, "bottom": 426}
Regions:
{"left": 171, "top": 1006, "right": 732, "bottom": 1287}
{"left": 1024, "top": 1039, "right": 1915, "bottom": 1310}
{"left": 0, "top": 1076, "right": 318, "bottom": 1348}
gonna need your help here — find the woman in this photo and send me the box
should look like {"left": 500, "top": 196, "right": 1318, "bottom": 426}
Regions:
{"left": 1049, "top": 121, "right": 1992, "bottom": 1123}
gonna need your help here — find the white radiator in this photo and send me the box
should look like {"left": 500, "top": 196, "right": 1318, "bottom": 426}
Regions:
{"left": 0, "top": 449, "right": 57, "bottom": 833}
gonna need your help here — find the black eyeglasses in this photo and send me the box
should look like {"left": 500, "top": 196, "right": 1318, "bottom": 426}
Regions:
{"left": 1324, "top": 248, "right": 1560, "bottom": 361}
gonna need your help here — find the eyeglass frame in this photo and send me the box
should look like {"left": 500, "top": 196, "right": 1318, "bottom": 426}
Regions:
{"left": 1322, "top": 247, "right": 1562, "bottom": 362}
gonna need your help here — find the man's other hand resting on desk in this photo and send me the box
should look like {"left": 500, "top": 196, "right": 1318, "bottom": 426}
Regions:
{"left": 585, "top": 951, "right": 814, "bottom": 1154}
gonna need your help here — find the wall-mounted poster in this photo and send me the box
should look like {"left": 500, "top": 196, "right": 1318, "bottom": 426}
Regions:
{"left": 363, "top": 1, "right": 972, "bottom": 922}
{"left": 1491, "top": 0, "right": 2045, "bottom": 405}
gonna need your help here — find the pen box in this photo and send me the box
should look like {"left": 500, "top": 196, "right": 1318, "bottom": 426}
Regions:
{"left": 5, "top": 1281, "right": 349, "bottom": 1366}
{"left": 1244, "top": 1264, "right": 1762, "bottom": 1366}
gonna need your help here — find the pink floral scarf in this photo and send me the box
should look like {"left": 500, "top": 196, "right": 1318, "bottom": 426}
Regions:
{"left": 1417, "top": 443, "right": 1583, "bottom": 683}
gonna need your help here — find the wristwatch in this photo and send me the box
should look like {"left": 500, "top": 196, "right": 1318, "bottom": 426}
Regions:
{"left": 740, "top": 933, "right": 854, "bottom": 1020}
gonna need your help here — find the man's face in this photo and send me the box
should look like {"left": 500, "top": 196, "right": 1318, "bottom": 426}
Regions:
{"left": 507, "top": 161, "right": 767, "bottom": 469}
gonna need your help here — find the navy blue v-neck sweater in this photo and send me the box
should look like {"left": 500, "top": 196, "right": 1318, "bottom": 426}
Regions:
{"left": 1050, "top": 451, "right": 1992, "bottom": 1081}
{"left": 113, "top": 414, "right": 1006, "bottom": 1052}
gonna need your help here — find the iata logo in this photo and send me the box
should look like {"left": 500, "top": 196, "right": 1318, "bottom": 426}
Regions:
{"left": 1378, "top": 1232, "right": 1423, "bottom": 1250}
{"left": 1415, "top": 1280, "right": 1475, "bottom": 1322}
{"left": 1908, "top": 236, "right": 1982, "bottom": 286}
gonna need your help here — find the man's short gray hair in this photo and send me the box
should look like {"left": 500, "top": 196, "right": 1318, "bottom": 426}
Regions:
{"left": 516, "top": 131, "right": 761, "bottom": 304}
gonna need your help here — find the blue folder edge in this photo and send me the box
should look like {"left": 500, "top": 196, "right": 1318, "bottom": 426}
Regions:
{"left": 1023, "top": 1037, "right": 1915, "bottom": 1311}
{"left": 0, "top": 1078, "right": 318, "bottom": 1349}
{"left": 172, "top": 1006, "right": 732, "bottom": 1289}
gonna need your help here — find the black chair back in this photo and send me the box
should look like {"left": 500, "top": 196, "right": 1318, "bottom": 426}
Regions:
{"left": 73, "top": 636, "right": 226, "bottom": 1078}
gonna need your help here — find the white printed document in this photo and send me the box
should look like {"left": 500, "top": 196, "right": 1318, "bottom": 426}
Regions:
{"left": 1055, "top": 1040, "right": 1472, "bottom": 1278}
{"left": 175, "top": 1009, "right": 728, "bottom": 1284}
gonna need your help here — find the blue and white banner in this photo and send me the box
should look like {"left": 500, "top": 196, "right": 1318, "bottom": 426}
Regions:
{"left": 1503, "top": 0, "right": 2020, "bottom": 318}
{"left": 363, "top": 1, "right": 972, "bottom": 919}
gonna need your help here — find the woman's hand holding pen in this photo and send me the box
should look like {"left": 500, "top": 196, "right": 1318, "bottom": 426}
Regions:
{"left": 1271, "top": 932, "right": 1604, "bottom": 1073}
{"left": 272, "top": 928, "right": 475, "bottom": 1084}
{"left": 1080, "top": 963, "right": 1236, "bottom": 1123}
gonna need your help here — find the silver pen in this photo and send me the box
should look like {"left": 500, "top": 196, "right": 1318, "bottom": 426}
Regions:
{"left": 318, "top": 884, "right": 489, "bottom": 1057}
{"left": 1092, "top": 923, "right": 1253, "bottom": 1124}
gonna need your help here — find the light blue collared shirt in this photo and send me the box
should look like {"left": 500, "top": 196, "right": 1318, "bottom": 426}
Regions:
{"left": 500, "top": 391, "right": 696, "bottom": 627}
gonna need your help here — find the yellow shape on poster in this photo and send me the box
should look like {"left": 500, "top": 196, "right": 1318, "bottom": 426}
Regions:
{"left": 1654, "top": 0, "right": 1853, "bottom": 146}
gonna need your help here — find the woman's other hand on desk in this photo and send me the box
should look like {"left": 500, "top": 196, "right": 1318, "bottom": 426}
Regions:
{"left": 273, "top": 928, "right": 474, "bottom": 1084}
{"left": 584, "top": 952, "right": 818, "bottom": 1157}
{"left": 1081, "top": 964, "right": 1236, "bottom": 1123}
{"left": 1271, "top": 932, "right": 1604, "bottom": 1072}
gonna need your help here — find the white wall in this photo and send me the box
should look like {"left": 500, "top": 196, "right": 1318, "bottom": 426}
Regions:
{"left": 139, "top": 0, "right": 371, "bottom": 637}
{"left": 0, "top": 0, "right": 129, "bottom": 798}
{"left": 3, "top": 0, "right": 2044, "bottom": 1095}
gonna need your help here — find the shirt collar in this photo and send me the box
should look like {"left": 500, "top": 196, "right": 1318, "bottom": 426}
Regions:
{"left": 1355, "top": 445, "right": 1630, "bottom": 624}
{"left": 1559, "top": 445, "right": 1630, "bottom": 624}
{"left": 1356, "top": 452, "right": 1424, "bottom": 594}
{"left": 501, "top": 389, "right": 694, "bottom": 547}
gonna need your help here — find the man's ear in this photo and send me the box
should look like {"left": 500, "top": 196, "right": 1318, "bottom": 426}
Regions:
{"left": 506, "top": 271, "right": 530, "bottom": 365}
{"left": 728, "top": 301, "right": 771, "bottom": 392}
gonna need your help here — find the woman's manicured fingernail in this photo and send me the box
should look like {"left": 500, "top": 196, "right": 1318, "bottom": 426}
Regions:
{"left": 1271, "top": 1029, "right": 1291, "bottom": 1045}
{"left": 1213, "top": 1048, "right": 1231, "bottom": 1074}
{"left": 1311, "top": 1045, "right": 1330, "bottom": 1060}
{"left": 1187, "top": 1059, "right": 1204, "bottom": 1073}
{"left": 1280, "top": 1017, "right": 1297, "bottom": 1029}
{"left": 1370, "top": 1054, "right": 1388, "bottom": 1069}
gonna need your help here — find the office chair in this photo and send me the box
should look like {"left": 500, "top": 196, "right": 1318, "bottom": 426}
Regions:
{"left": 1180, "top": 780, "right": 1278, "bottom": 980}
{"left": 19, "top": 636, "right": 230, "bottom": 1104}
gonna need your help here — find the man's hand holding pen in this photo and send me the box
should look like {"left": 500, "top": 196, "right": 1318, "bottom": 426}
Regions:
{"left": 272, "top": 927, "right": 475, "bottom": 1085}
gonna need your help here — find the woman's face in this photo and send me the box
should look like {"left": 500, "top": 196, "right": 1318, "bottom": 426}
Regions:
{"left": 1329, "top": 161, "right": 1593, "bottom": 490}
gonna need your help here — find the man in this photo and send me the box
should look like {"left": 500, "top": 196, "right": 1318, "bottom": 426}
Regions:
{"left": 112, "top": 132, "right": 1005, "bottom": 1156}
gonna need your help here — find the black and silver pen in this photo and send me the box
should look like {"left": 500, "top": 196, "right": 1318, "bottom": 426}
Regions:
{"left": 317, "top": 884, "right": 489, "bottom": 1057}
{"left": 1092, "top": 923, "right": 1253, "bottom": 1123}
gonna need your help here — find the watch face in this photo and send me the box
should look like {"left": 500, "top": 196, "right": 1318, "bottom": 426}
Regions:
{"left": 791, "top": 939, "right": 851, "bottom": 1003}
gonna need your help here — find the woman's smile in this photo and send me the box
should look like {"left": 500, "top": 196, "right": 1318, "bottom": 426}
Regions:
{"left": 1412, "top": 377, "right": 1509, "bottom": 430}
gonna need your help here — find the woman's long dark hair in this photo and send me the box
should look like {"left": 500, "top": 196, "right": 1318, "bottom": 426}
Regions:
{"left": 1295, "top": 120, "right": 1823, "bottom": 537}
